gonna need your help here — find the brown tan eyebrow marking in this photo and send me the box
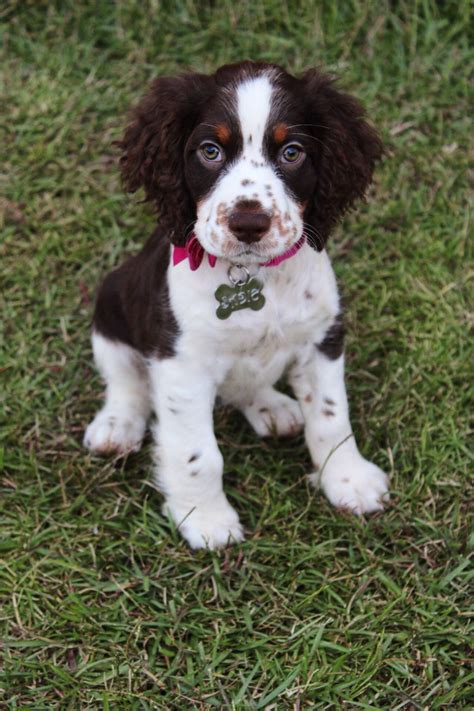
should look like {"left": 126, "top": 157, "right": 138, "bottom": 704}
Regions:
{"left": 216, "top": 124, "right": 231, "bottom": 144}
{"left": 273, "top": 123, "right": 288, "bottom": 144}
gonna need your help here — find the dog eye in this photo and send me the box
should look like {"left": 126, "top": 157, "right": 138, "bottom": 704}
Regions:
{"left": 199, "top": 142, "right": 223, "bottom": 162}
{"left": 280, "top": 144, "right": 305, "bottom": 165}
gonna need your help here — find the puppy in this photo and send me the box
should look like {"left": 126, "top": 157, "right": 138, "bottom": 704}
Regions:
{"left": 84, "top": 61, "right": 389, "bottom": 548}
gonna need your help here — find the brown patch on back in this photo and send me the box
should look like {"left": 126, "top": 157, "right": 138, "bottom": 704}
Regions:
{"left": 322, "top": 409, "right": 335, "bottom": 417}
{"left": 216, "top": 124, "right": 231, "bottom": 144}
{"left": 273, "top": 122, "right": 288, "bottom": 144}
{"left": 304, "top": 393, "right": 313, "bottom": 403}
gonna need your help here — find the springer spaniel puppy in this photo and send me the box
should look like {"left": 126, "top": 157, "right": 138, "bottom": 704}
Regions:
{"left": 84, "top": 61, "right": 389, "bottom": 549}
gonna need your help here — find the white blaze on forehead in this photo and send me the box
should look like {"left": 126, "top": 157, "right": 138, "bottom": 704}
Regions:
{"left": 236, "top": 74, "right": 274, "bottom": 153}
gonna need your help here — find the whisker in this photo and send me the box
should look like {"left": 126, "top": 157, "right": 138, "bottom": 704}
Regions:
{"left": 183, "top": 221, "right": 196, "bottom": 240}
{"left": 286, "top": 123, "right": 332, "bottom": 132}
{"left": 302, "top": 223, "right": 321, "bottom": 240}
{"left": 303, "top": 222, "right": 325, "bottom": 251}
{"left": 304, "top": 233, "right": 323, "bottom": 251}
{"left": 199, "top": 123, "right": 219, "bottom": 131}
{"left": 292, "top": 132, "right": 325, "bottom": 147}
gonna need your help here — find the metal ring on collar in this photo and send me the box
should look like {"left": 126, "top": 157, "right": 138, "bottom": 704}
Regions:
{"left": 228, "top": 264, "right": 250, "bottom": 286}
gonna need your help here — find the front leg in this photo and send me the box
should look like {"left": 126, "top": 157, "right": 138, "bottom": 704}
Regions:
{"left": 290, "top": 343, "right": 389, "bottom": 514}
{"left": 149, "top": 358, "right": 243, "bottom": 549}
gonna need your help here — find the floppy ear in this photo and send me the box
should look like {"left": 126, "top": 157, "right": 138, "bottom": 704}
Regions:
{"left": 301, "top": 70, "right": 383, "bottom": 248}
{"left": 118, "top": 73, "right": 215, "bottom": 244}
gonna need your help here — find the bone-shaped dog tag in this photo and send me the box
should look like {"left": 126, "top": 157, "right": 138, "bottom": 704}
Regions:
{"left": 215, "top": 278, "right": 265, "bottom": 319}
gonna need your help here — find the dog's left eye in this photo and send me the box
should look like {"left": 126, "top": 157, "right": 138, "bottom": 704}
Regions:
{"left": 280, "top": 144, "right": 305, "bottom": 165}
{"left": 199, "top": 142, "right": 223, "bottom": 162}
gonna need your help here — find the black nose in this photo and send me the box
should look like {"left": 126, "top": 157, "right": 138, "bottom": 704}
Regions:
{"left": 228, "top": 202, "right": 271, "bottom": 244}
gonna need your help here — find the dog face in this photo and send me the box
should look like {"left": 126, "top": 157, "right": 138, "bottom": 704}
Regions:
{"left": 119, "top": 61, "right": 382, "bottom": 256}
{"left": 185, "top": 71, "right": 318, "bottom": 263}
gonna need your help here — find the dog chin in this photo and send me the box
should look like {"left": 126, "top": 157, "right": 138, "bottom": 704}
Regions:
{"left": 195, "top": 235, "right": 267, "bottom": 264}
{"left": 226, "top": 235, "right": 303, "bottom": 262}
{"left": 224, "top": 247, "right": 269, "bottom": 264}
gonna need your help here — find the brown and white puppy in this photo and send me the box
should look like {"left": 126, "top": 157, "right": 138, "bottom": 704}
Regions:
{"left": 84, "top": 61, "right": 388, "bottom": 549}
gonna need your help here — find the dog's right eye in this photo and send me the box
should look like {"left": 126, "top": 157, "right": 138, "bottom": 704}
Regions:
{"left": 199, "top": 142, "right": 224, "bottom": 163}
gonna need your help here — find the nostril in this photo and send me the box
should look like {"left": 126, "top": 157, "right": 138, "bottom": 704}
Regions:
{"left": 228, "top": 210, "right": 271, "bottom": 243}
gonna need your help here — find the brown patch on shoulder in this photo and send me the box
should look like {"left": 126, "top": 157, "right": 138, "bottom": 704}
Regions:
{"left": 324, "top": 398, "right": 335, "bottom": 406}
{"left": 273, "top": 123, "right": 288, "bottom": 144}
{"left": 304, "top": 393, "right": 313, "bottom": 403}
{"left": 322, "top": 409, "right": 335, "bottom": 417}
{"left": 304, "top": 290, "right": 313, "bottom": 300}
{"left": 216, "top": 124, "right": 231, "bottom": 144}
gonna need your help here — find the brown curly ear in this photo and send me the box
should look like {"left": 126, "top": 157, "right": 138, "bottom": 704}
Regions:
{"left": 118, "top": 73, "right": 215, "bottom": 244}
{"left": 301, "top": 70, "right": 383, "bottom": 248}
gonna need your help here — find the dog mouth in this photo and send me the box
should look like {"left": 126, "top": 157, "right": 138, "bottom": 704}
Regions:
{"left": 196, "top": 213, "right": 303, "bottom": 264}
{"left": 223, "top": 243, "right": 275, "bottom": 263}
{"left": 221, "top": 234, "right": 303, "bottom": 264}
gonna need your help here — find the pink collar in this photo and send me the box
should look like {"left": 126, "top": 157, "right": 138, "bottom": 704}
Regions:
{"left": 173, "top": 234, "right": 306, "bottom": 272}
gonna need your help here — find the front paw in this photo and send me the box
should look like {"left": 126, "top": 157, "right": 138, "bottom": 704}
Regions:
{"left": 163, "top": 496, "right": 244, "bottom": 550}
{"left": 313, "top": 456, "right": 389, "bottom": 515}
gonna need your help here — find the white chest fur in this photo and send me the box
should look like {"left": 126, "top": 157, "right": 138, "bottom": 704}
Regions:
{"left": 167, "top": 243, "right": 341, "bottom": 387}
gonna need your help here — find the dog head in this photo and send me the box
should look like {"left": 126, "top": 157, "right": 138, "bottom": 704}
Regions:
{"left": 119, "top": 61, "right": 383, "bottom": 262}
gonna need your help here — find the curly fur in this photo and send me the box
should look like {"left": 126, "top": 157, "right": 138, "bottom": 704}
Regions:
{"left": 118, "top": 74, "right": 215, "bottom": 244}
{"left": 299, "top": 69, "right": 383, "bottom": 242}
{"left": 117, "top": 62, "right": 382, "bottom": 249}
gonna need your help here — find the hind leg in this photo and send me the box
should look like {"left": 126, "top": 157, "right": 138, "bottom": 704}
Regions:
{"left": 219, "top": 356, "right": 304, "bottom": 438}
{"left": 84, "top": 331, "right": 151, "bottom": 455}
{"left": 241, "top": 387, "right": 304, "bottom": 437}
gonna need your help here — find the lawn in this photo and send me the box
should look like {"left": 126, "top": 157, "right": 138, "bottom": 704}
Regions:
{"left": 1, "top": 1, "right": 472, "bottom": 708}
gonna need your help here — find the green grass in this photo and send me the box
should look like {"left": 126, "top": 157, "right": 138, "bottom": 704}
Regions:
{"left": 1, "top": 0, "right": 472, "bottom": 707}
